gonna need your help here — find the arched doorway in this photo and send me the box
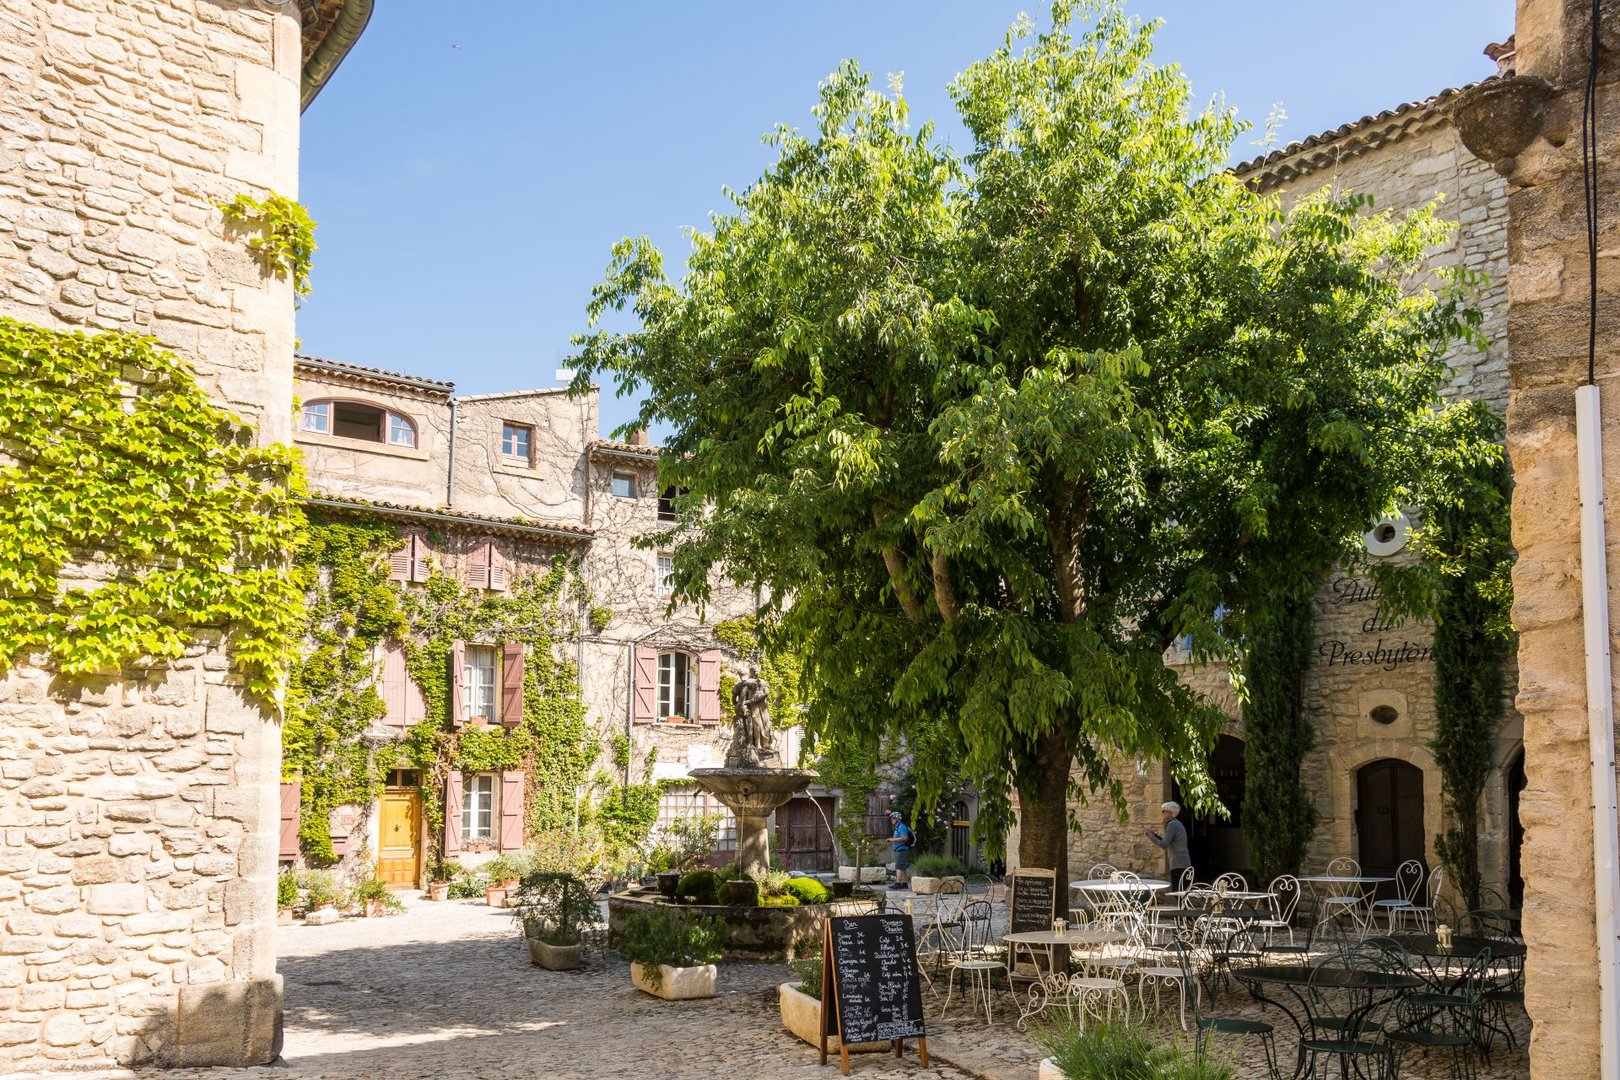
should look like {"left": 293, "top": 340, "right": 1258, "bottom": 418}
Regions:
{"left": 1507, "top": 748, "right": 1526, "bottom": 910}
{"left": 1355, "top": 759, "right": 1426, "bottom": 892}
{"left": 1170, "top": 734, "right": 1248, "bottom": 882}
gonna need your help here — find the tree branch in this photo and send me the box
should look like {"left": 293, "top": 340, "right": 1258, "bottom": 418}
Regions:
{"left": 931, "top": 550, "right": 960, "bottom": 623}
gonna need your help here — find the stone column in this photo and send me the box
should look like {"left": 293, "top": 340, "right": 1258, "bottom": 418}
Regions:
{"left": 1453, "top": 3, "right": 1620, "bottom": 1076}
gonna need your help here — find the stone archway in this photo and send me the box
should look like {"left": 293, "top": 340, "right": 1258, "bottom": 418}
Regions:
{"left": 1170, "top": 733, "right": 1248, "bottom": 882}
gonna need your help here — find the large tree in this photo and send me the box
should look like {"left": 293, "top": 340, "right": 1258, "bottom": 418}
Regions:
{"left": 572, "top": 1, "right": 1477, "bottom": 894}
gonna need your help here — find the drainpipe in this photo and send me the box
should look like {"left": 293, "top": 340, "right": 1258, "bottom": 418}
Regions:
{"left": 445, "top": 396, "right": 459, "bottom": 508}
{"left": 1576, "top": 382, "right": 1620, "bottom": 1080}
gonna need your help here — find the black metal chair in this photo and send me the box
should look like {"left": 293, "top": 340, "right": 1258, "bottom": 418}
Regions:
{"left": 1172, "top": 936, "right": 1280, "bottom": 1079}
{"left": 1384, "top": 945, "right": 1491, "bottom": 1080}
{"left": 1299, "top": 948, "right": 1403, "bottom": 1080}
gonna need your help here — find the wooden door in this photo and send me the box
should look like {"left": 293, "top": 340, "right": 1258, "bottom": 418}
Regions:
{"left": 775, "top": 797, "right": 835, "bottom": 872}
{"left": 1356, "top": 759, "right": 1425, "bottom": 895}
{"left": 377, "top": 790, "right": 421, "bottom": 888}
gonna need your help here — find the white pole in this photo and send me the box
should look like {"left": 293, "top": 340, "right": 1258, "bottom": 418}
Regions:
{"left": 1575, "top": 381, "right": 1620, "bottom": 1080}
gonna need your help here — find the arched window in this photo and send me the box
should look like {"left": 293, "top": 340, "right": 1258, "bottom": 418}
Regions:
{"left": 657, "top": 651, "right": 695, "bottom": 721}
{"left": 301, "top": 398, "right": 417, "bottom": 448}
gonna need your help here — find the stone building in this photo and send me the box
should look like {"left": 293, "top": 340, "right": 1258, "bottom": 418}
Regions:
{"left": 0, "top": 0, "right": 369, "bottom": 1070}
{"left": 1014, "top": 50, "right": 1528, "bottom": 907}
{"left": 286, "top": 356, "right": 845, "bottom": 880}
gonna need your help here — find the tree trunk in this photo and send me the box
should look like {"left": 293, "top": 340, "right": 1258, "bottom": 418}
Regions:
{"left": 1016, "top": 728, "right": 1073, "bottom": 898}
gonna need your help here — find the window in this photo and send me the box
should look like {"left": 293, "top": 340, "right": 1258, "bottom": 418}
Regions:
{"left": 657, "top": 553, "right": 674, "bottom": 597}
{"left": 611, "top": 472, "right": 636, "bottom": 499}
{"left": 462, "top": 774, "right": 494, "bottom": 841}
{"left": 385, "top": 769, "right": 420, "bottom": 788}
{"left": 656, "top": 787, "right": 736, "bottom": 852}
{"left": 657, "top": 650, "right": 695, "bottom": 720}
{"left": 658, "top": 486, "right": 685, "bottom": 522}
{"left": 501, "top": 422, "right": 533, "bottom": 464}
{"left": 301, "top": 399, "right": 417, "bottom": 449}
{"left": 464, "top": 646, "right": 498, "bottom": 724}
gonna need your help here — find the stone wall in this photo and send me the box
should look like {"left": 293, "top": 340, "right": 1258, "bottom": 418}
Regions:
{"left": 0, "top": 1, "right": 300, "bottom": 1069}
{"left": 1452, "top": 3, "right": 1620, "bottom": 1076}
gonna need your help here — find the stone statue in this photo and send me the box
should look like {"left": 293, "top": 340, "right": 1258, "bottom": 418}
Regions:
{"left": 727, "top": 663, "right": 778, "bottom": 768}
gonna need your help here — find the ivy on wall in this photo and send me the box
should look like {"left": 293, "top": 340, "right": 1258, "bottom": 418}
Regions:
{"left": 219, "top": 191, "right": 317, "bottom": 302}
{"left": 1237, "top": 592, "right": 1318, "bottom": 886}
{"left": 713, "top": 614, "right": 805, "bottom": 731}
{"left": 0, "top": 319, "right": 303, "bottom": 703}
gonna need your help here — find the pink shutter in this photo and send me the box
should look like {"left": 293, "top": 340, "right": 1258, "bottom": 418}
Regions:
{"left": 499, "top": 770, "right": 525, "bottom": 853}
{"left": 409, "top": 535, "right": 431, "bottom": 583}
{"left": 443, "top": 772, "right": 463, "bottom": 856}
{"left": 449, "top": 639, "right": 466, "bottom": 728}
{"left": 632, "top": 645, "right": 657, "bottom": 723}
{"left": 380, "top": 641, "right": 408, "bottom": 727}
{"left": 278, "top": 779, "right": 300, "bottom": 860}
{"left": 697, "top": 650, "right": 721, "bottom": 722}
{"left": 488, "top": 544, "right": 509, "bottom": 592}
{"left": 500, "top": 643, "right": 525, "bottom": 727}
{"left": 466, "top": 541, "right": 490, "bottom": 590}
{"left": 387, "top": 544, "right": 411, "bottom": 582}
{"left": 403, "top": 661, "right": 427, "bottom": 726}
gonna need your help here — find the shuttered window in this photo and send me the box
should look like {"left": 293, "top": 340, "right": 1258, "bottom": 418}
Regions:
{"left": 465, "top": 539, "right": 509, "bottom": 592}
{"left": 388, "top": 534, "right": 432, "bottom": 583}
{"left": 462, "top": 774, "right": 495, "bottom": 841}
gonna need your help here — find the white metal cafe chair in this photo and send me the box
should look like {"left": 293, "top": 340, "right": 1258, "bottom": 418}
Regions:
{"left": 1320, "top": 856, "right": 1367, "bottom": 928}
{"left": 1373, "top": 859, "right": 1426, "bottom": 931}
{"left": 941, "top": 900, "right": 1005, "bottom": 1025}
{"left": 1253, "top": 874, "right": 1301, "bottom": 946}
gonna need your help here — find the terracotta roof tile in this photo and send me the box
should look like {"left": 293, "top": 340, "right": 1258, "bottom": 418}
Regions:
{"left": 303, "top": 494, "right": 593, "bottom": 543}
{"left": 294, "top": 354, "right": 455, "bottom": 394}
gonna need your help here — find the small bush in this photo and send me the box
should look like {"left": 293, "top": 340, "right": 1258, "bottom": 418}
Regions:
{"left": 912, "top": 853, "right": 967, "bottom": 878}
{"left": 482, "top": 854, "right": 523, "bottom": 883}
{"left": 354, "top": 874, "right": 391, "bottom": 904}
{"left": 759, "top": 893, "right": 800, "bottom": 908}
{"left": 298, "top": 870, "right": 337, "bottom": 909}
{"left": 448, "top": 872, "right": 489, "bottom": 899}
{"left": 676, "top": 868, "right": 721, "bottom": 904}
{"left": 790, "top": 946, "right": 822, "bottom": 999}
{"left": 781, "top": 877, "right": 829, "bottom": 905}
{"left": 1037, "top": 1019, "right": 1234, "bottom": 1080}
{"left": 277, "top": 867, "right": 299, "bottom": 909}
{"left": 617, "top": 909, "right": 725, "bottom": 990}
{"left": 510, "top": 872, "right": 598, "bottom": 946}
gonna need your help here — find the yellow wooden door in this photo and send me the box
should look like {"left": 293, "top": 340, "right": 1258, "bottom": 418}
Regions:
{"left": 377, "top": 791, "right": 420, "bottom": 887}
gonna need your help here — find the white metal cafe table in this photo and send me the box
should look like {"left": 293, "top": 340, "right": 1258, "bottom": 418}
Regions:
{"left": 1003, "top": 927, "right": 1131, "bottom": 1029}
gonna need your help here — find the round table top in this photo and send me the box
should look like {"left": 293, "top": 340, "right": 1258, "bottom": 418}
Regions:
{"left": 1390, "top": 933, "right": 1527, "bottom": 959}
{"left": 1236, "top": 964, "right": 1423, "bottom": 991}
{"left": 1297, "top": 875, "right": 1395, "bottom": 885}
{"left": 1069, "top": 879, "right": 1170, "bottom": 893}
{"left": 1004, "top": 928, "right": 1127, "bottom": 946}
{"left": 1166, "top": 889, "right": 1272, "bottom": 902}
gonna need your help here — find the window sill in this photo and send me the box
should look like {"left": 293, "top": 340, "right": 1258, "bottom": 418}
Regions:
{"left": 495, "top": 460, "right": 540, "bottom": 479}
{"left": 295, "top": 430, "right": 429, "bottom": 462}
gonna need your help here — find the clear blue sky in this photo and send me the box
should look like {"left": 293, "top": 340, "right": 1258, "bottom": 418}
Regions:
{"left": 298, "top": 1, "right": 1514, "bottom": 440}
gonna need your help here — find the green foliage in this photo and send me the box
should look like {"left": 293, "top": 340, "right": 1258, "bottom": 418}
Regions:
{"left": 617, "top": 910, "right": 726, "bottom": 988}
{"left": 780, "top": 877, "right": 830, "bottom": 905}
{"left": 448, "top": 871, "right": 489, "bottom": 899}
{"left": 298, "top": 870, "right": 337, "bottom": 909}
{"left": 219, "top": 191, "right": 317, "bottom": 301}
{"left": 911, "top": 854, "right": 967, "bottom": 878}
{"left": 596, "top": 782, "right": 663, "bottom": 858}
{"left": 510, "top": 871, "right": 598, "bottom": 945}
{"left": 791, "top": 946, "right": 823, "bottom": 999}
{"left": 569, "top": 0, "right": 1479, "bottom": 886}
{"left": 588, "top": 605, "right": 615, "bottom": 633}
{"left": 277, "top": 867, "right": 299, "bottom": 909}
{"left": 665, "top": 811, "right": 723, "bottom": 870}
{"left": 1038, "top": 1018, "right": 1233, "bottom": 1080}
{"left": 483, "top": 854, "right": 524, "bottom": 883}
{"left": 353, "top": 874, "right": 392, "bottom": 904}
{"left": 759, "top": 893, "right": 800, "bottom": 908}
{"left": 1238, "top": 594, "right": 1318, "bottom": 884}
{"left": 676, "top": 868, "right": 721, "bottom": 904}
{"left": 0, "top": 319, "right": 304, "bottom": 703}
{"left": 811, "top": 734, "right": 894, "bottom": 871}
{"left": 713, "top": 615, "right": 807, "bottom": 726}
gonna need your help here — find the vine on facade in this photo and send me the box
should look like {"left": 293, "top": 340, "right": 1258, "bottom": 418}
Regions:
{"left": 1237, "top": 592, "right": 1318, "bottom": 886}
{"left": 219, "top": 191, "right": 317, "bottom": 301}
{"left": 0, "top": 318, "right": 303, "bottom": 703}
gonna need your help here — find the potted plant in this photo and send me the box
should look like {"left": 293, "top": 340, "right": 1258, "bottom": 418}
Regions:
{"left": 353, "top": 873, "right": 400, "bottom": 917}
{"left": 909, "top": 853, "right": 967, "bottom": 895}
{"left": 617, "top": 909, "right": 724, "bottom": 1000}
{"left": 779, "top": 947, "right": 889, "bottom": 1054}
{"left": 1036, "top": 1018, "right": 1235, "bottom": 1080}
{"left": 426, "top": 855, "right": 453, "bottom": 901}
{"left": 299, "top": 870, "right": 338, "bottom": 924}
{"left": 511, "top": 871, "right": 597, "bottom": 970}
{"left": 276, "top": 866, "right": 299, "bottom": 924}
{"left": 483, "top": 854, "right": 522, "bottom": 905}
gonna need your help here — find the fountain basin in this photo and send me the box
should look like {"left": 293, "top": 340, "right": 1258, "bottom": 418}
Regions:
{"left": 687, "top": 767, "right": 818, "bottom": 880}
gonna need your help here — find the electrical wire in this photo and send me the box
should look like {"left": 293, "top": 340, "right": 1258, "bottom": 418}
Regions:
{"left": 1585, "top": 0, "right": 1603, "bottom": 386}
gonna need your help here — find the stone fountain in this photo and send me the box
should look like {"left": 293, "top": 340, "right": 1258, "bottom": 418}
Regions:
{"left": 688, "top": 664, "right": 815, "bottom": 879}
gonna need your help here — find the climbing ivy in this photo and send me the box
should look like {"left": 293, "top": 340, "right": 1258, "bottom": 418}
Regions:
{"left": 1237, "top": 592, "right": 1319, "bottom": 885}
{"left": 0, "top": 319, "right": 304, "bottom": 703}
{"left": 713, "top": 614, "right": 806, "bottom": 730}
{"left": 219, "top": 191, "right": 317, "bottom": 302}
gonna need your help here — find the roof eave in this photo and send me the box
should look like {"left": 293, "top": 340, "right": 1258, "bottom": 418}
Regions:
{"left": 301, "top": 0, "right": 374, "bottom": 112}
{"left": 303, "top": 496, "right": 595, "bottom": 545}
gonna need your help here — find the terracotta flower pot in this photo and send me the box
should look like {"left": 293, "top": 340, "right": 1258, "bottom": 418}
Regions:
{"left": 427, "top": 882, "right": 449, "bottom": 901}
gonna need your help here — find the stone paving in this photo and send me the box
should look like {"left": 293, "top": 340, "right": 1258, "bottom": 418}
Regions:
{"left": 21, "top": 890, "right": 1530, "bottom": 1080}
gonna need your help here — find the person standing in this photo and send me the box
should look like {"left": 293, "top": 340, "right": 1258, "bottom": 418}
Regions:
{"left": 888, "top": 811, "right": 915, "bottom": 891}
{"left": 1144, "top": 801, "right": 1193, "bottom": 883}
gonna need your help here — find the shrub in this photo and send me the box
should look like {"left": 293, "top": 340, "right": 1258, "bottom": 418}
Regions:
{"left": 511, "top": 872, "right": 598, "bottom": 946}
{"left": 482, "top": 854, "right": 523, "bottom": 883}
{"left": 617, "top": 909, "right": 725, "bottom": 990}
{"left": 676, "top": 868, "right": 721, "bottom": 904}
{"left": 298, "top": 870, "right": 337, "bottom": 909}
{"left": 448, "top": 871, "right": 489, "bottom": 899}
{"left": 1037, "top": 1019, "right": 1234, "bottom": 1080}
{"left": 781, "top": 877, "right": 830, "bottom": 905}
{"left": 645, "top": 845, "right": 680, "bottom": 873}
{"left": 759, "top": 893, "right": 800, "bottom": 908}
{"left": 912, "top": 853, "right": 967, "bottom": 878}
{"left": 277, "top": 867, "right": 299, "bottom": 909}
{"left": 790, "top": 946, "right": 822, "bottom": 999}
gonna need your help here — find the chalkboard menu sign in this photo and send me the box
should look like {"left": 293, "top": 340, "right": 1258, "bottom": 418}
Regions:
{"left": 1010, "top": 868, "right": 1056, "bottom": 935}
{"left": 819, "top": 914, "right": 928, "bottom": 1074}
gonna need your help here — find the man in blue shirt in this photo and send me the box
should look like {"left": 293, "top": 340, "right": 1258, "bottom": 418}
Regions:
{"left": 888, "top": 811, "right": 914, "bottom": 890}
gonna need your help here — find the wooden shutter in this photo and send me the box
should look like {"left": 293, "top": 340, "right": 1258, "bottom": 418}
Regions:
{"left": 500, "top": 643, "right": 525, "bottom": 727}
{"left": 499, "top": 770, "right": 525, "bottom": 852}
{"left": 443, "top": 772, "right": 463, "bottom": 856}
{"left": 488, "top": 544, "right": 509, "bottom": 592}
{"left": 449, "top": 639, "right": 466, "bottom": 728}
{"left": 697, "top": 650, "right": 721, "bottom": 722}
{"left": 409, "top": 534, "right": 431, "bottom": 583}
{"left": 380, "top": 641, "right": 408, "bottom": 727}
{"left": 866, "top": 792, "right": 890, "bottom": 837}
{"left": 278, "top": 779, "right": 300, "bottom": 860}
{"left": 466, "top": 541, "right": 490, "bottom": 590}
{"left": 403, "top": 657, "right": 427, "bottom": 725}
{"left": 387, "top": 544, "right": 411, "bottom": 582}
{"left": 632, "top": 645, "right": 657, "bottom": 723}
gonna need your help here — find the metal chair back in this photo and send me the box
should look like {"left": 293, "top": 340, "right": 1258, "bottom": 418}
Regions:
{"left": 1087, "top": 862, "right": 1116, "bottom": 880}
{"left": 1326, "top": 856, "right": 1361, "bottom": 878}
{"left": 1213, "top": 871, "right": 1248, "bottom": 893}
{"left": 1266, "top": 874, "right": 1301, "bottom": 924}
{"left": 1393, "top": 859, "right": 1424, "bottom": 904}
{"left": 1426, "top": 864, "right": 1447, "bottom": 906}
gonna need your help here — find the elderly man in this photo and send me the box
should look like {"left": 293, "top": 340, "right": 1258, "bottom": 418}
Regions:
{"left": 1144, "top": 801, "right": 1192, "bottom": 883}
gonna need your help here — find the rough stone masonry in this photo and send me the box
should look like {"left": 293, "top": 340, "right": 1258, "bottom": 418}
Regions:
{"left": 0, "top": 1, "right": 308, "bottom": 1069}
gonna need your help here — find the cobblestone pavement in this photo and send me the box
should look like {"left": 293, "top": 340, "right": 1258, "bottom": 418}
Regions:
{"left": 30, "top": 892, "right": 1530, "bottom": 1080}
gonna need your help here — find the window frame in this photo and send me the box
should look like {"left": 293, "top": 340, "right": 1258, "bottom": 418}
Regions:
{"left": 611, "top": 472, "right": 636, "bottom": 499}
{"left": 656, "top": 553, "right": 675, "bottom": 597}
{"left": 463, "top": 645, "right": 499, "bottom": 724}
{"left": 500, "top": 421, "right": 535, "bottom": 466}
{"left": 657, "top": 650, "right": 695, "bottom": 721}
{"left": 657, "top": 485, "right": 685, "bottom": 523}
{"left": 300, "top": 397, "right": 418, "bottom": 449}
{"left": 462, "top": 773, "right": 495, "bottom": 841}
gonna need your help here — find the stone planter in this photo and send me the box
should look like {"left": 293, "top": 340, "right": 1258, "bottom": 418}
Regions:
{"left": 838, "top": 866, "right": 887, "bottom": 883}
{"left": 304, "top": 905, "right": 339, "bottom": 926}
{"left": 830, "top": 880, "right": 854, "bottom": 899}
{"left": 528, "top": 939, "right": 583, "bottom": 971}
{"left": 427, "top": 882, "right": 449, "bottom": 901}
{"left": 778, "top": 983, "right": 888, "bottom": 1053}
{"left": 629, "top": 961, "right": 717, "bottom": 1000}
{"left": 1038, "top": 1057, "right": 1065, "bottom": 1080}
{"left": 485, "top": 887, "right": 507, "bottom": 907}
{"left": 656, "top": 871, "right": 682, "bottom": 899}
{"left": 276, "top": 909, "right": 295, "bottom": 925}
{"left": 909, "top": 876, "right": 940, "bottom": 895}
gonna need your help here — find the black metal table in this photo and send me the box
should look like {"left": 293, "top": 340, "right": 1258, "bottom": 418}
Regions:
{"left": 1387, "top": 933, "right": 1525, "bottom": 993}
{"left": 1234, "top": 964, "right": 1422, "bottom": 1079}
